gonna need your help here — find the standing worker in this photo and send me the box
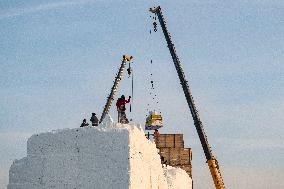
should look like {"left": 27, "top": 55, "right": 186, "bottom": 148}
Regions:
{"left": 90, "top": 113, "right": 99, "bottom": 126}
{"left": 116, "top": 95, "right": 131, "bottom": 123}
{"left": 154, "top": 129, "right": 160, "bottom": 138}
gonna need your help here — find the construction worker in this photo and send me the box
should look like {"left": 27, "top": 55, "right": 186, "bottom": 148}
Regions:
{"left": 154, "top": 129, "right": 160, "bottom": 138}
{"left": 116, "top": 95, "right": 131, "bottom": 123}
{"left": 90, "top": 113, "right": 99, "bottom": 126}
{"left": 160, "top": 156, "right": 167, "bottom": 165}
{"left": 80, "top": 119, "right": 89, "bottom": 127}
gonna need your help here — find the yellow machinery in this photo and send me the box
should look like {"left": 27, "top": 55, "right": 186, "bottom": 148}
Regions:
{"left": 145, "top": 111, "right": 163, "bottom": 130}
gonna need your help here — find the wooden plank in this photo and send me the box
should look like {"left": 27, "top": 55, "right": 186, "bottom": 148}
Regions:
{"left": 155, "top": 141, "right": 184, "bottom": 148}
{"left": 156, "top": 134, "right": 183, "bottom": 141}
{"left": 159, "top": 147, "right": 192, "bottom": 166}
{"left": 157, "top": 137, "right": 183, "bottom": 142}
{"left": 156, "top": 134, "right": 192, "bottom": 177}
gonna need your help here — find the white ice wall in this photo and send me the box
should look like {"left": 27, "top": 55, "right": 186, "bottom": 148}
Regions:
{"left": 8, "top": 119, "right": 192, "bottom": 189}
{"left": 8, "top": 126, "right": 130, "bottom": 189}
{"left": 127, "top": 124, "right": 168, "bottom": 189}
{"left": 165, "top": 166, "right": 193, "bottom": 189}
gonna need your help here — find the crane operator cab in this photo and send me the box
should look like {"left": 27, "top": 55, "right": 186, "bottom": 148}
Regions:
{"left": 145, "top": 110, "right": 163, "bottom": 130}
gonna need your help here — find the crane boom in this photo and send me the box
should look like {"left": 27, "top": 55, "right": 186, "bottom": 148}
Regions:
{"left": 149, "top": 6, "right": 225, "bottom": 189}
{"left": 99, "top": 55, "right": 133, "bottom": 123}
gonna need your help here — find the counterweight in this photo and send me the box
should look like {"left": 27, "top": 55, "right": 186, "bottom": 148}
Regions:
{"left": 149, "top": 6, "right": 225, "bottom": 189}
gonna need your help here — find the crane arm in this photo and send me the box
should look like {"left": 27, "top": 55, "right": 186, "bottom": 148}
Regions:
{"left": 149, "top": 6, "right": 225, "bottom": 189}
{"left": 99, "top": 55, "right": 133, "bottom": 123}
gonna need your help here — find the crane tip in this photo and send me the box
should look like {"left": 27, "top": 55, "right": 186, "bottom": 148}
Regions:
{"left": 149, "top": 6, "right": 160, "bottom": 13}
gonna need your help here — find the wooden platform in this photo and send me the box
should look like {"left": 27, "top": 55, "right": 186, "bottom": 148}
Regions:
{"left": 155, "top": 134, "right": 192, "bottom": 177}
{"left": 155, "top": 134, "right": 184, "bottom": 148}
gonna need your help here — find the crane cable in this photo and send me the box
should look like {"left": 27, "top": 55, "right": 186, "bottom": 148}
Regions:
{"left": 131, "top": 69, "right": 134, "bottom": 112}
{"left": 149, "top": 60, "right": 161, "bottom": 113}
{"left": 127, "top": 61, "right": 134, "bottom": 113}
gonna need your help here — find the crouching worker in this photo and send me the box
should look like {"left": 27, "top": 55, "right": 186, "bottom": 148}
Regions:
{"left": 116, "top": 95, "right": 131, "bottom": 124}
{"left": 90, "top": 113, "right": 99, "bottom": 126}
{"left": 80, "top": 119, "right": 89, "bottom": 127}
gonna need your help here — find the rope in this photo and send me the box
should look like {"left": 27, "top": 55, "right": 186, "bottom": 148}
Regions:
{"left": 130, "top": 70, "right": 134, "bottom": 112}
{"left": 128, "top": 61, "right": 133, "bottom": 113}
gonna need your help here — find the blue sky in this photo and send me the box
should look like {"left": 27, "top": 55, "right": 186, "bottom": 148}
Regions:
{"left": 0, "top": 0, "right": 284, "bottom": 188}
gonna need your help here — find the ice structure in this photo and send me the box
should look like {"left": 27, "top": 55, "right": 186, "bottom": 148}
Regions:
{"left": 8, "top": 115, "right": 192, "bottom": 189}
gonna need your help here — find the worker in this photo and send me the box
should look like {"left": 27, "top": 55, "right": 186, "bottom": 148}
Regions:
{"left": 160, "top": 156, "right": 167, "bottom": 165}
{"left": 90, "top": 113, "right": 99, "bottom": 126}
{"left": 116, "top": 95, "right": 131, "bottom": 123}
{"left": 80, "top": 119, "right": 89, "bottom": 127}
{"left": 153, "top": 129, "right": 160, "bottom": 138}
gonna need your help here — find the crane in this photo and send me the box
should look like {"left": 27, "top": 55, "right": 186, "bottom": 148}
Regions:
{"left": 149, "top": 6, "right": 225, "bottom": 189}
{"left": 99, "top": 55, "right": 133, "bottom": 124}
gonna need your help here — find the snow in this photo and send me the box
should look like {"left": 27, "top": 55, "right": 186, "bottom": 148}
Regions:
{"left": 8, "top": 116, "right": 192, "bottom": 189}
{"left": 165, "top": 166, "right": 193, "bottom": 189}
{"left": 99, "top": 114, "right": 114, "bottom": 128}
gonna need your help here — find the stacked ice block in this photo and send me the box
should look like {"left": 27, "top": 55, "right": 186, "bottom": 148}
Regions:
{"left": 8, "top": 122, "right": 192, "bottom": 189}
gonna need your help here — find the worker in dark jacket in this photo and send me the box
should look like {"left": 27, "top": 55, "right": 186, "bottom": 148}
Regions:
{"left": 90, "top": 113, "right": 99, "bottom": 126}
{"left": 160, "top": 156, "right": 167, "bottom": 165}
{"left": 116, "top": 95, "right": 131, "bottom": 123}
{"left": 80, "top": 119, "right": 89, "bottom": 127}
{"left": 154, "top": 129, "right": 160, "bottom": 138}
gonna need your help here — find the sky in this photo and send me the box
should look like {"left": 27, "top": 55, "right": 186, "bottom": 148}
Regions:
{"left": 0, "top": 0, "right": 283, "bottom": 188}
